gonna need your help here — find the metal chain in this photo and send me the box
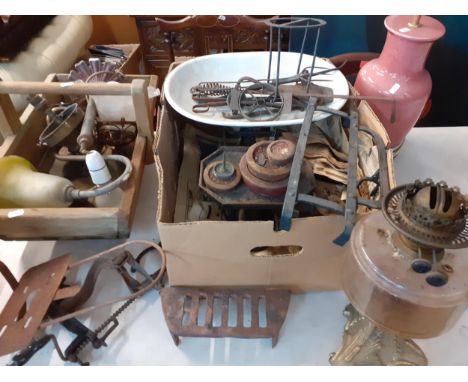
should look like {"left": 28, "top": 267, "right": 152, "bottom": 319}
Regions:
{"left": 66, "top": 297, "right": 137, "bottom": 365}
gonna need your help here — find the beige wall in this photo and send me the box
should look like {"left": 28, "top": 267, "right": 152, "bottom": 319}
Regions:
{"left": 88, "top": 16, "right": 139, "bottom": 45}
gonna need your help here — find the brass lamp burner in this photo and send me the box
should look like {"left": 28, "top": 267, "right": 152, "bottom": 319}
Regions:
{"left": 383, "top": 179, "right": 468, "bottom": 249}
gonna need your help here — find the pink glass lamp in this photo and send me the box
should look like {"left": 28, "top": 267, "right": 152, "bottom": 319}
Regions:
{"left": 355, "top": 15, "right": 445, "bottom": 151}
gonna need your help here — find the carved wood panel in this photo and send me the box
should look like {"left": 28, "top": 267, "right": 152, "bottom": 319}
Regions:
{"left": 134, "top": 16, "right": 289, "bottom": 78}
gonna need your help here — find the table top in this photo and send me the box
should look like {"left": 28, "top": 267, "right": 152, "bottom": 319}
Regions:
{"left": 1, "top": 126, "right": 468, "bottom": 366}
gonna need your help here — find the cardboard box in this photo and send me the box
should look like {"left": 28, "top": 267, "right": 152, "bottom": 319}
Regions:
{"left": 155, "top": 81, "right": 395, "bottom": 293}
{"left": 87, "top": 44, "right": 142, "bottom": 75}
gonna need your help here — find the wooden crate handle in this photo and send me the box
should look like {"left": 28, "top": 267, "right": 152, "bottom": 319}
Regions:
{"left": 0, "top": 80, "right": 136, "bottom": 96}
{"left": 0, "top": 78, "right": 155, "bottom": 164}
{"left": 0, "top": 75, "right": 154, "bottom": 163}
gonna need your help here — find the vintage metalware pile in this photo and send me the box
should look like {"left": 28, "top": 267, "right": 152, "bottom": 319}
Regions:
{"left": 171, "top": 17, "right": 390, "bottom": 241}
{"left": 162, "top": 16, "right": 392, "bottom": 350}
{"left": 1, "top": 16, "right": 467, "bottom": 366}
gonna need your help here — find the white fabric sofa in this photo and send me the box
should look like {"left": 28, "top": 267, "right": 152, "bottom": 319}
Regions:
{"left": 0, "top": 16, "right": 93, "bottom": 112}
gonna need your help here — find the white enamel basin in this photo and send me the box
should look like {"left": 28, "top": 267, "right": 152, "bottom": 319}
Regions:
{"left": 164, "top": 51, "right": 349, "bottom": 127}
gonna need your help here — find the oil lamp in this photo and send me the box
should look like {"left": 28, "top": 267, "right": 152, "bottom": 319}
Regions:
{"left": 331, "top": 179, "right": 468, "bottom": 365}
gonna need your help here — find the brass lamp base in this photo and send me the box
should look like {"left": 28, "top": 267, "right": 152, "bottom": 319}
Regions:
{"left": 329, "top": 305, "right": 428, "bottom": 366}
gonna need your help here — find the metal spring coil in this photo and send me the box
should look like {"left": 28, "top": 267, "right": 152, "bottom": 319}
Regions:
{"left": 191, "top": 82, "right": 232, "bottom": 97}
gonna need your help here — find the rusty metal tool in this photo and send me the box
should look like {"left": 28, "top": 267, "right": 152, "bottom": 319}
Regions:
{"left": 0, "top": 240, "right": 166, "bottom": 364}
{"left": 61, "top": 260, "right": 164, "bottom": 366}
{"left": 279, "top": 98, "right": 390, "bottom": 244}
{"left": 8, "top": 246, "right": 165, "bottom": 366}
{"left": 190, "top": 65, "right": 339, "bottom": 98}
{"left": 9, "top": 303, "right": 136, "bottom": 366}
{"left": 280, "top": 96, "right": 318, "bottom": 230}
{"left": 332, "top": 110, "right": 359, "bottom": 244}
{"left": 332, "top": 124, "right": 390, "bottom": 245}
{"left": 190, "top": 63, "right": 340, "bottom": 120}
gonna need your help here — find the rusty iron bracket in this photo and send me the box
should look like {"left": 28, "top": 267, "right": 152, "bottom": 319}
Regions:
{"left": 279, "top": 99, "right": 389, "bottom": 245}
{"left": 279, "top": 96, "right": 318, "bottom": 230}
{"left": 332, "top": 121, "right": 389, "bottom": 245}
{"left": 161, "top": 287, "right": 291, "bottom": 347}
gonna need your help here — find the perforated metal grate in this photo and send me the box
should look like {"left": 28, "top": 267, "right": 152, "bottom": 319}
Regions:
{"left": 161, "top": 287, "right": 290, "bottom": 347}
